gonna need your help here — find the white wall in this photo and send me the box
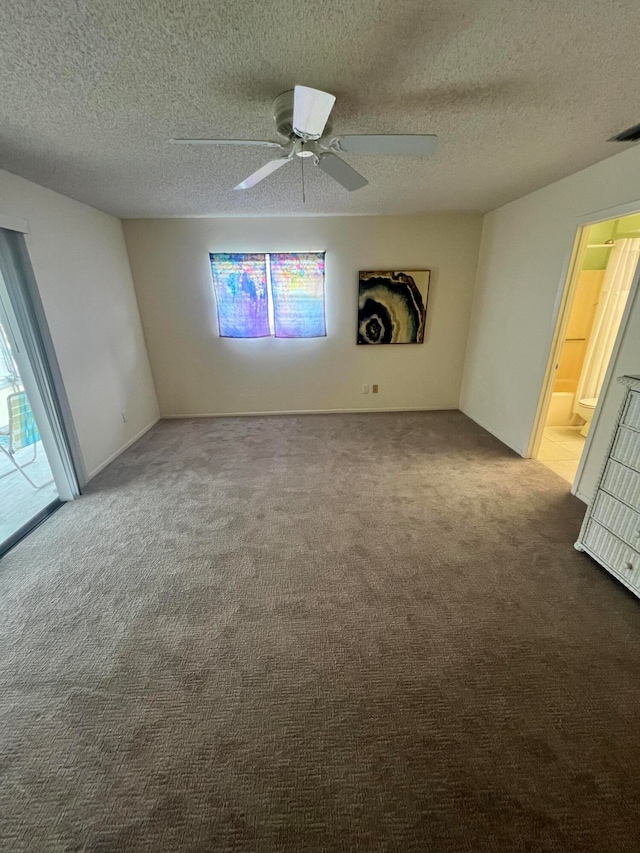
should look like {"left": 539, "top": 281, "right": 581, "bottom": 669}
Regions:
{"left": 122, "top": 215, "right": 482, "bottom": 417}
{"left": 0, "top": 169, "right": 159, "bottom": 480}
{"left": 460, "top": 145, "right": 640, "bottom": 501}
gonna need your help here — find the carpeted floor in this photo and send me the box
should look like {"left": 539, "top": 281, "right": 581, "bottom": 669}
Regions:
{"left": 1, "top": 411, "right": 640, "bottom": 852}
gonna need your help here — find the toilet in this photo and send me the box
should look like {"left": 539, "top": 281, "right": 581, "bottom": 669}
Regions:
{"left": 576, "top": 397, "right": 598, "bottom": 437}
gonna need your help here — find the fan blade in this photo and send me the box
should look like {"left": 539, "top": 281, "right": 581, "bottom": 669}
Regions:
{"left": 234, "top": 157, "right": 291, "bottom": 190}
{"left": 335, "top": 134, "right": 438, "bottom": 156}
{"left": 170, "top": 138, "right": 282, "bottom": 148}
{"left": 316, "top": 154, "right": 368, "bottom": 191}
{"left": 293, "top": 86, "right": 336, "bottom": 140}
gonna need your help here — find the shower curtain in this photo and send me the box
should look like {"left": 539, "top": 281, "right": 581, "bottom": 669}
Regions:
{"left": 574, "top": 237, "right": 640, "bottom": 411}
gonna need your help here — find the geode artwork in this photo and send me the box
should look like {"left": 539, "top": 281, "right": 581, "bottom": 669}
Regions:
{"left": 357, "top": 270, "right": 430, "bottom": 344}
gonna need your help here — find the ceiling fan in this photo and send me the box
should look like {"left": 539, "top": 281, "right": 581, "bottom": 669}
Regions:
{"left": 170, "top": 85, "right": 438, "bottom": 192}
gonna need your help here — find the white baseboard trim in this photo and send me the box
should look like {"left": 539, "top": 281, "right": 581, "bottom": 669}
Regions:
{"left": 573, "top": 489, "right": 589, "bottom": 505}
{"left": 86, "top": 417, "right": 160, "bottom": 482}
{"left": 458, "top": 408, "right": 525, "bottom": 456}
{"left": 161, "top": 406, "right": 459, "bottom": 418}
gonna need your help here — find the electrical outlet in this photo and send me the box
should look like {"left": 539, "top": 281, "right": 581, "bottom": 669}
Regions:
{"left": 121, "top": 410, "right": 129, "bottom": 423}
{"left": 362, "top": 384, "right": 369, "bottom": 394}
{"left": 372, "top": 384, "right": 379, "bottom": 394}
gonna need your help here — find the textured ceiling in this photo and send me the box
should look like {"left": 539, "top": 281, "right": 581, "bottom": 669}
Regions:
{"left": 2, "top": 0, "right": 640, "bottom": 217}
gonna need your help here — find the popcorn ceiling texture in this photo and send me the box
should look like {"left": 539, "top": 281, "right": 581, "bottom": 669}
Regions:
{"left": 1, "top": 0, "right": 640, "bottom": 217}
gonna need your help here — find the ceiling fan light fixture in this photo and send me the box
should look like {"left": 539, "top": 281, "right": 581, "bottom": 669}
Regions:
{"left": 293, "top": 140, "right": 317, "bottom": 159}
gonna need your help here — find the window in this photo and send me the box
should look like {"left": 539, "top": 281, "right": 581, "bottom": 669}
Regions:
{"left": 210, "top": 252, "right": 326, "bottom": 339}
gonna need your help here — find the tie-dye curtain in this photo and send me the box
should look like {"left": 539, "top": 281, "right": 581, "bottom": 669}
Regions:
{"left": 210, "top": 253, "right": 326, "bottom": 338}
{"left": 270, "top": 253, "right": 326, "bottom": 338}
{"left": 210, "top": 254, "right": 270, "bottom": 338}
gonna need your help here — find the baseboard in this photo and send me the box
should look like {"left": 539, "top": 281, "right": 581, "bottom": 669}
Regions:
{"left": 458, "top": 408, "right": 525, "bottom": 456}
{"left": 86, "top": 417, "right": 160, "bottom": 481}
{"left": 161, "top": 406, "right": 459, "bottom": 418}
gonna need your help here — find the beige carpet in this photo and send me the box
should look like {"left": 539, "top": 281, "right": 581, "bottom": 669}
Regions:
{"left": 1, "top": 411, "right": 640, "bottom": 852}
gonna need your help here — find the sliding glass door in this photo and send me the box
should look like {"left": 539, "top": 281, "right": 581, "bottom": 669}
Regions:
{"left": 0, "top": 228, "right": 79, "bottom": 555}
{"left": 0, "top": 310, "right": 58, "bottom": 546}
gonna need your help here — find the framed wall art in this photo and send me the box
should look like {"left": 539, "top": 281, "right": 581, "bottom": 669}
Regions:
{"left": 357, "top": 270, "right": 431, "bottom": 344}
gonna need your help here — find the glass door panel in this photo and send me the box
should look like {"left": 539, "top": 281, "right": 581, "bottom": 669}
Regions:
{"left": 0, "top": 313, "right": 58, "bottom": 550}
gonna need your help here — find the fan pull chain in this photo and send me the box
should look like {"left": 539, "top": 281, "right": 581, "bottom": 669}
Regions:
{"left": 301, "top": 142, "right": 306, "bottom": 204}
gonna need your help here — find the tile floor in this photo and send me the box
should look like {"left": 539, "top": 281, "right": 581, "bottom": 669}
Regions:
{"left": 537, "top": 426, "right": 586, "bottom": 484}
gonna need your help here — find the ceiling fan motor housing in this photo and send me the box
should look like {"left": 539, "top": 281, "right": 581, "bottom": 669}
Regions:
{"left": 273, "top": 90, "right": 332, "bottom": 141}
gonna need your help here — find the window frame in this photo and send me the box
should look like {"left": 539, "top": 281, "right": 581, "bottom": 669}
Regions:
{"left": 210, "top": 251, "right": 326, "bottom": 340}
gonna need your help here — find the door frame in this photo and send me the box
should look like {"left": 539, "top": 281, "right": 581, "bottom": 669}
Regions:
{"left": 527, "top": 198, "right": 640, "bottom": 496}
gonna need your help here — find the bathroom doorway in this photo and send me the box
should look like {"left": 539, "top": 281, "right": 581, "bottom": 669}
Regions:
{"left": 534, "top": 212, "right": 640, "bottom": 485}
